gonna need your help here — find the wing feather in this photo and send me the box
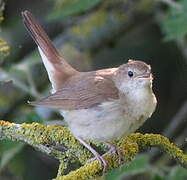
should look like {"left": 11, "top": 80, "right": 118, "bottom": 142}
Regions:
{"left": 30, "top": 72, "right": 119, "bottom": 110}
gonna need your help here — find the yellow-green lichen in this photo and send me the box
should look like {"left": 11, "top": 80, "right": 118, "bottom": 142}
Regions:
{"left": 0, "top": 121, "right": 92, "bottom": 163}
{"left": 56, "top": 159, "right": 69, "bottom": 178}
{"left": 0, "top": 2, "right": 9, "bottom": 60}
{"left": 55, "top": 150, "right": 135, "bottom": 180}
{"left": 0, "top": 38, "right": 10, "bottom": 60}
{"left": 56, "top": 133, "right": 187, "bottom": 179}
{"left": 55, "top": 160, "right": 102, "bottom": 180}
{"left": 125, "top": 133, "right": 187, "bottom": 168}
{"left": 0, "top": 120, "right": 187, "bottom": 180}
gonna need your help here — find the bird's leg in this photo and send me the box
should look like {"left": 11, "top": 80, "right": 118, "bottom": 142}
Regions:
{"left": 104, "top": 142, "right": 124, "bottom": 165}
{"left": 76, "top": 137, "right": 108, "bottom": 171}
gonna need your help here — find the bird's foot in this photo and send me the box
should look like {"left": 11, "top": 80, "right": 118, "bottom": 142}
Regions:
{"left": 104, "top": 142, "right": 124, "bottom": 165}
{"left": 77, "top": 137, "right": 108, "bottom": 172}
{"left": 87, "top": 152, "right": 108, "bottom": 172}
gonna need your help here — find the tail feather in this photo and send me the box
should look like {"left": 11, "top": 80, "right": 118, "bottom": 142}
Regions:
{"left": 22, "top": 10, "right": 77, "bottom": 91}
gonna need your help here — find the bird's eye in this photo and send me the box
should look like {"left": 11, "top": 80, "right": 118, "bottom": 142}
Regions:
{"left": 128, "top": 71, "right": 134, "bottom": 77}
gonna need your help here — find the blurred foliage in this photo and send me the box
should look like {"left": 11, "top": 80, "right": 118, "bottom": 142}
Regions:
{"left": 161, "top": 0, "right": 187, "bottom": 40}
{"left": 106, "top": 154, "right": 187, "bottom": 180}
{"left": 0, "top": 0, "right": 5, "bottom": 23}
{"left": 0, "top": 0, "right": 187, "bottom": 179}
{"left": 49, "top": 0, "right": 101, "bottom": 20}
{"left": 106, "top": 155, "right": 150, "bottom": 180}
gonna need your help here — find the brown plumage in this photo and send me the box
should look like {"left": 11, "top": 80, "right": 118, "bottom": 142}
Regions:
{"left": 22, "top": 10, "right": 120, "bottom": 110}
{"left": 22, "top": 11, "right": 77, "bottom": 90}
{"left": 30, "top": 68, "right": 119, "bottom": 109}
{"left": 22, "top": 11, "right": 152, "bottom": 111}
{"left": 22, "top": 10, "right": 157, "bottom": 169}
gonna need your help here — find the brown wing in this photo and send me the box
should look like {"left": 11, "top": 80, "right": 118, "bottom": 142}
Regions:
{"left": 29, "top": 72, "right": 119, "bottom": 110}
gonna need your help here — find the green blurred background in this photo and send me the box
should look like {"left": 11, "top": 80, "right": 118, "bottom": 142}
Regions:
{"left": 0, "top": 0, "right": 187, "bottom": 179}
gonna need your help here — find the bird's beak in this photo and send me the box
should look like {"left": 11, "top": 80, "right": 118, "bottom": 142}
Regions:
{"left": 137, "top": 72, "right": 152, "bottom": 79}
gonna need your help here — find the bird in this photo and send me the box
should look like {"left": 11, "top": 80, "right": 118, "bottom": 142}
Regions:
{"left": 22, "top": 10, "right": 157, "bottom": 169}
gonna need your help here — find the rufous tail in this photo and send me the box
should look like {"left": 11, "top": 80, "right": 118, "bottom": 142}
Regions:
{"left": 22, "top": 10, "right": 78, "bottom": 91}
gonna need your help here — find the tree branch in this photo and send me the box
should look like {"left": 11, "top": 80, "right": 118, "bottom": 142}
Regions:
{"left": 0, "top": 120, "right": 186, "bottom": 180}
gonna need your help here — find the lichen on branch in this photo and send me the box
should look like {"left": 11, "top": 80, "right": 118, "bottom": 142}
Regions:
{"left": 0, "top": 38, "right": 10, "bottom": 60}
{"left": 0, "top": 120, "right": 186, "bottom": 180}
{"left": 0, "top": 0, "right": 10, "bottom": 61}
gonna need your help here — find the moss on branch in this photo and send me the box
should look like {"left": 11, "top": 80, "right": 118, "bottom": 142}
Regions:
{"left": 0, "top": 120, "right": 93, "bottom": 162}
{"left": 0, "top": 38, "right": 10, "bottom": 60}
{"left": 0, "top": 0, "right": 10, "bottom": 61}
{"left": 0, "top": 120, "right": 186, "bottom": 180}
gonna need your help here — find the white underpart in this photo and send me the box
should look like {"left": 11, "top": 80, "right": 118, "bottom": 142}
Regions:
{"left": 61, "top": 87, "right": 157, "bottom": 142}
{"left": 38, "top": 47, "right": 56, "bottom": 93}
{"left": 37, "top": 47, "right": 157, "bottom": 141}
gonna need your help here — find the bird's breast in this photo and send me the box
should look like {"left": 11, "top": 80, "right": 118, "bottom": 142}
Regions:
{"left": 60, "top": 89, "right": 156, "bottom": 142}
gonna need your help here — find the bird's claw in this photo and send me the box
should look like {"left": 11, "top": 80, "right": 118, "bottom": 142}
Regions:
{"left": 87, "top": 154, "right": 108, "bottom": 173}
{"left": 105, "top": 143, "right": 124, "bottom": 165}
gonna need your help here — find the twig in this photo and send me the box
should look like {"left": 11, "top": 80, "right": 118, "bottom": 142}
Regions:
{"left": 149, "top": 99, "right": 187, "bottom": 159}
{"left": 177, "top": 38, "right": 187, "bottom": 64}
{"left": 0, "top": 68, "right": 40, "bottom": 98}
{"left": 163, "top": 99, "right": 187, "bottom": 138}
{"left": 25, "top": 67, "right": 41, "bottom": 98}
{"left": 174, "top": 127, "right": 187, "bottom": 147}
